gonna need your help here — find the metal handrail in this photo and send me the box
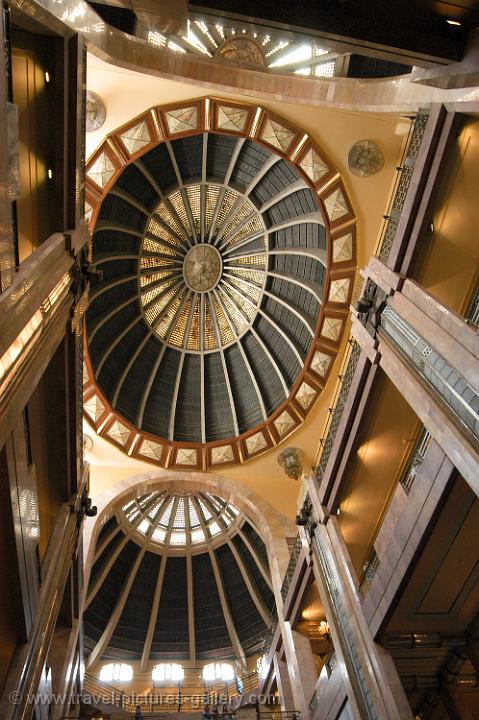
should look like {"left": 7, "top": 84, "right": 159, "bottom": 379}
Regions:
{"left": 376, "top": 110, "right": 429, "bottom": 260}
{"left": 400, "top": 426, "right": 432, "bottom": 494}
{"left": 313, "top": 339, "right": 361, "bottom": 483}
{"left": 4, "top": 465, "right": 89, "bottom": 720}
{"left": 465, "top": 282, "right": 479, "bottom": 327}
{"left": 380, "top": 306, "right": 479, "bottom": 440}
{"left": 280, "top": 535, "right": 303, "bottom": 601}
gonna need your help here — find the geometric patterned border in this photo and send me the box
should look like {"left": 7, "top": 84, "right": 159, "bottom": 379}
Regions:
{"left": 84, "top": 97, "right": 357, "bottom": 470}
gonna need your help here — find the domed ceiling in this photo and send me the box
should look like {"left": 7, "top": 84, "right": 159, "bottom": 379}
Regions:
{"left": 83, "top": 98, "right": 356, "bottom": 470}
{"left": 84, "top": 490, "right": 275, "bottom": 666}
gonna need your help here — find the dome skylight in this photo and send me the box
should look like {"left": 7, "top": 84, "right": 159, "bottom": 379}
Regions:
{"left": 121, "top": 491, "right": 241, "bottom": 549}
{"left": 140, "top": 182, "right": 266, "bottom": 351}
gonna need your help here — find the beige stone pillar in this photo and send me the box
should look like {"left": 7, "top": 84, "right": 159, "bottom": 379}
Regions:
{"left": 272, "top": 653, "right": 295, "bottom": 711}
{"left": 280, "top": 621, "right": 318, "bottom": 718}
{"left": 308, "top": 517, "right": 413, "bottom": 720}
{"left": 356, "top": 258, "right": 479, "bottom": 495}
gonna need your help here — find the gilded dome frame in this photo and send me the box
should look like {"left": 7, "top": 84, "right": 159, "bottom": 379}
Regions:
{"left": 83, "top": 97, "right": 357, "bottom": 470}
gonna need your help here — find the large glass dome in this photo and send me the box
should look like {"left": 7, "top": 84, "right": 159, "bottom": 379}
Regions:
{"left": 84, "top": 98, "right": 356, "bottom": 469}
{"left": 139, "top": 182, "right": 267, "bottom": 350}
{"left": 121, "top": 491, "right": 240, "bottom": 548}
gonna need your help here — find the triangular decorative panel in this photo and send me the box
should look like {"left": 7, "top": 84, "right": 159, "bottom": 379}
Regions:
{"left": 245, "top": 431, "right": 267, "bottom": 455}
{"left": 120, "top": 121, "right": 151, "bottom": 154}
{"left": 176, "top": 448, "right": 198, "bottom": 465}
{"left": 329, "top": 278, "right": 350, "bottom": 304}
{"left": 87, "top": 152, "right": 115, "bottom": 189}
{"left": 300, "top": 148, "right": 329, "bottom": 183}
{"left": 296, "top": 382, "right": 316, "bottom": 410}
{"left": 261, "top": 118, "right": 295, "bottom": 152}
{"left": 139, "top": 439, "right": 163, "bottom": 460}
{"left": 217, "top": 106, "right": 248, "bottom": 133}
{"left": 323, "top": 187, "right": 349, "bottom": 222}
{"left": 165, "top": 106, "right": 198, "bottom": 135}
{"left": 321, "top": 317, "right": 343, "bottom": 342}
{"left": 107, "top": 420, "right": 131, "bottom": 446}
{"left": 311, "top": 350, "right": 331, "bottom": 378}
{"left": 84, "top": 394, "right": 105, "bottom": 424}
{"left": 333, "top": 232, "right": 353, "bottom": 263}
{"left": 211, "top": 444, "right": 234, "bottom": 464}
{"left": 274, "top": 410, "right": 296, "bottom": 438}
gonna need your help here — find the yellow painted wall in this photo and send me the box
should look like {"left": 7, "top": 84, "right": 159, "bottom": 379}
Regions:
{"left": 337, "top": 372, "right": 420, "bottom": 577}
{"left": 414, "top": 118, "right": 479, "bottom": 316}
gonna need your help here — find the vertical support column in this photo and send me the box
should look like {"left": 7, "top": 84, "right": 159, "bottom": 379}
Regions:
{"left": 309, "top": 516, "right": 413, "bottom": 720}
{"left": 272, "top": 654, "right": 295, "bottom": 712}
{"left": 280, "top": 621, "right": 317, "bottom": 718}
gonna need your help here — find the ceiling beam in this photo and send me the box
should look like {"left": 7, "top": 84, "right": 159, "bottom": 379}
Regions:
{"left": 237, "top": 525, "right": 273, "bottom": 591}
{"left": 140, "top": 553, "right": 167, "bottom": 672}
{"left": 208, "top": 291, "right": 240, "bottom": 437}
{"left": 193, "top": 497, "right": 246, "bottom": 666}
{"left": 86, "top": 547, "right": 146, "bottom": 670}
{"left": 226, "top": 537, "right": 271, "bottom": 625}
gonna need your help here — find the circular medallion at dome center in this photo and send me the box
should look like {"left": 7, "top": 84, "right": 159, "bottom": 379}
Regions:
{"left": 184, "top": 244, "right": 222, "bottom": 292}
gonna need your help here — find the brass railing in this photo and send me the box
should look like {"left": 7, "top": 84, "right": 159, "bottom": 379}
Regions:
{"left": 376, "top": 110, "right": 429, "bottom": 261}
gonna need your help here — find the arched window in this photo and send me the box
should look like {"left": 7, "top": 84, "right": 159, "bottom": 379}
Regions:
{"left": 203, "top": 663, "right": 235, "bottom": 682}
{"left": 152, "top": 663, "right": 185, "bottom": 683}
{"left": 99, "top": 663, "right": 133, "bottom": 682}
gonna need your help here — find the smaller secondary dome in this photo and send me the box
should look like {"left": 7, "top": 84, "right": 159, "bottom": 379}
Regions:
{"left": 121, "top": 491, "right": 241, "bottom": 549}
{"left": 84, "top": 488, "right": 275, "bottom": 661}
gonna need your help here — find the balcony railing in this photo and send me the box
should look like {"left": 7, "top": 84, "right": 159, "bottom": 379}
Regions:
{"left": 400, "top": 426, "right": 432, "bottom": 494}
{"left": 380, "top": 305, "right": 479, "bottom": 440}
{"left": 83, "top": 669, "right": 260, "bottom": 714}
{"left": 465, "top": 283, "right": 479, "bottom": 328}
{"left": 261, "top": 615, "right": 279, "bottom": 658}
{"left": 313, "top": 339, "right": 361, "bottom": 484}
{"left": 376, "top": 110, "right": 429, "bottom": 261}
{"left": 281, "top": 535, "right": 303, "bottom": 601}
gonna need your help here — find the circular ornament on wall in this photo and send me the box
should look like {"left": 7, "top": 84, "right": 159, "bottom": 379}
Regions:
{"left": 85, "top": 91, "right": 106, "bottom": 133}
{"left": 217, "top": 37, "right": 266, "bottom": 67}
{"left": 347, "top": 139, "right": 384, "bottom": 178}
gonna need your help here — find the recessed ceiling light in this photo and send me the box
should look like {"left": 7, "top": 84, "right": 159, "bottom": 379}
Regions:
{"left": 446, "top": 19, "right": 461, "bottom": 26}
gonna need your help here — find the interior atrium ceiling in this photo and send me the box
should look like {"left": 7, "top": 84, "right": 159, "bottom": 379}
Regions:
{"left": 84, "top": 490, "right": 275, "bottom": 664}
{"left": 84, "top": 97, "right": 356, "bottom": 471}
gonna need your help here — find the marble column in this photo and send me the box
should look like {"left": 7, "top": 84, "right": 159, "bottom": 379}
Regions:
{"left": 308, "top": 517, "right": 413, "bottom": 720}
{"left": 272, "top": 653, "right": 295, "bottom": 712}
{"left": 281, "top": 621, "right": 318, "bottom": 718}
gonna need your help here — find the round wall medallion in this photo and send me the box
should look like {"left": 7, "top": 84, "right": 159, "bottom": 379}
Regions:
{"left": 348, "top": 140, "right": 384, "bottom": 177}
{"left": 86, "top": 91, "right": 106, "bottom": 133}
{"left": 184, "top": 244, "right": 222, "bottom": 292}
{"left": 217, "top": 38, "right": 266, "bottom": 67}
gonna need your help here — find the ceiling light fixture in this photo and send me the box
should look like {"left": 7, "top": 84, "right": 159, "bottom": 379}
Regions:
{"left": 446, "top": 19, "right": 461, "bottom": 26}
